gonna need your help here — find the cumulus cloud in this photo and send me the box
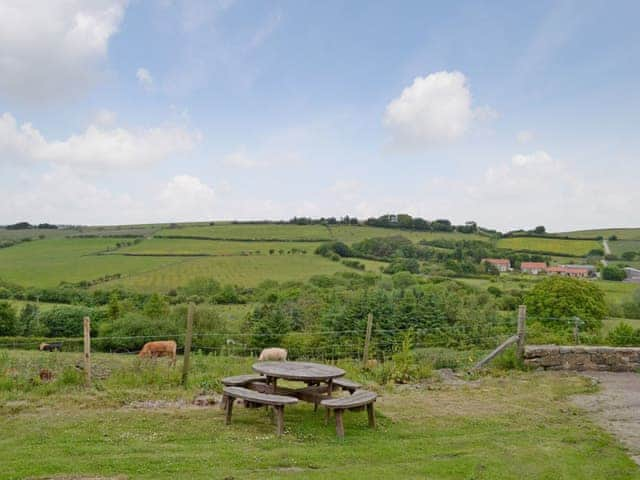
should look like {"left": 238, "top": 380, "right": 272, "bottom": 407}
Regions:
{"left": 136, "top": 67, "right": 153, "bottom": 88}
{"left": 0, "top": 0, "right": 127, "bottom": 102}
{"left": 0, "top": 112, "right": 200, "bottom": 170}
{"left": 385, "top": 71, "right": 489, "bottom": 148}
{"left": 158, "top": 175, "right": 216, "bottom": 221}
{"left": 516, "top": 130, "right": 534, "bottom": 143}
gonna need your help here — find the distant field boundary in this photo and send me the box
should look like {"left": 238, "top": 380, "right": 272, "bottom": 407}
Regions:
{"left": 506, "top": 233, "right": 602, "bottom": 241}
{"left": 154, "top": 235, "right": 330, "bottom": 242}
{"left": 496, "top": 248, "right": 584, "bottom": 258}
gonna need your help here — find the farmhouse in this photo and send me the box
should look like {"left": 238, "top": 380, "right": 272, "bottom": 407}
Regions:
{"left": 624, "top": 267, "right": 640, "bottom": 283}
{"left": 482, "top": 258, "right": 511, "bottom": 272}
{"left": 520, "top": 262, "right": 547, "bottom": 275}
{"left": 546, "top": 266, "right": 590, "bottom": 278}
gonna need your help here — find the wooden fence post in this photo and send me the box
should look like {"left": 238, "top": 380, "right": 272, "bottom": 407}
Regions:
{"left": 182, "top": 303, "right": 195, "bottom": 386}
{"left": 83, "top": 316, "right": 91, "bottom": 387}
{"left": 362, "top": 313, "right": 373, "bottom": 367}
{"left": 516, "top": 305, "right": 526, "bottom": 361}
{"left": 573, "top": 316, "right": 580, "bottom": 345}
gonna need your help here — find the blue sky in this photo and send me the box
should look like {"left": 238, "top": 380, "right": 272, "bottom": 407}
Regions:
{"left": 0, "top": 0, "right": 638, "bottom": 231}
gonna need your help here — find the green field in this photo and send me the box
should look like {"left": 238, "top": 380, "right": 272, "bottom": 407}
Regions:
{"left": 118, "top": 237, "right": 323, "bottom": 256}
{"left": 101, "top": 255, "right": 388, "bottom": 292}
{"left": 497, "top": 237, "right": 601, "bottom": 256}
{"left": 158, "top": 223, "right": 333, "bottom": 241}
{"left": 0, "top": 238, "right": 181, "bottom": 288}
{"left": 0, "top": 350, "right": 637, "bottom": 479}
{"left": 558, "top": 228, "right": 640, "bottom": 240}
{"left": 609, "top": 240, "right": 640, "bottom": 256}
{"left": 0, "top": 224, "right": 160, "bottom": 241}
{"left": 328, "top": 225, "right": 489, "bottom": 244}
{"left": 602, "top": 317, "right": 640, "bottom": 334}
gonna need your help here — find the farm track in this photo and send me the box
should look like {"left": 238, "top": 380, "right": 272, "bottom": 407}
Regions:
{"left": 572, "top": 372, "right": 640, "bottom": 466}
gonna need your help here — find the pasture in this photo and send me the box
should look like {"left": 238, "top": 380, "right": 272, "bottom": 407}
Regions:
{"left": 496, "top": 237, "right": 601, "bottom": 256}
{"left": 558, "top": 228, "right": 640, "bottom": 241}
{"left": 157, "top": 223, "right": 332, "bottom": 241}
{"left": 609, "top": 240, "right": 640, "bottom": 257}
{"left": 0, "top": 349, "right": 638, "bottom": 479}
{"left": 101, "top": 255, "right": 387, "bottom": 292}
{"left": 0, "top": 238, "right": 180, "bottom": 288}
{"left": 328, "top": 225, "right": 490, "bottom": 243}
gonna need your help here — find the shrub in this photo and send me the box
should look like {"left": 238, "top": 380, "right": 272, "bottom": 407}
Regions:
{"left": 39, "top": 306, "right": 105, "bottom": 337}
{"left": 606, "top": 322, "right": 640, "bottom": 346}
{"left": 602, "top": 265, "right": 626, "bottom": 281}
{"left": 525, "top": 277, "right": 606, "bottom": 331}
{"left": 0, "top": 302, "right": 17, "bottom": 336}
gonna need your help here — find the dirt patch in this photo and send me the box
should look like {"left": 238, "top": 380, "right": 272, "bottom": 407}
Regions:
{"left": 572, "top": 371, "right": 640, "bottom": 466}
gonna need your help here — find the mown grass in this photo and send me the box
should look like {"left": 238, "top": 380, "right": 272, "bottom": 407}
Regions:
{"left": 0, "top": 238, "right": 181, "bottom": 288}
{"left": 496, "top": 237, "right": 601, "bottom": 256}
{"left": 0, "top": 350, "right": 638, "bottom": 479}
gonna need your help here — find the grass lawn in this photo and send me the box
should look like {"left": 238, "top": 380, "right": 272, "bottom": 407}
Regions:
{"left": 496, "top": 237, "right": 600, "bottom": 256}
{"left": 0, "top": 350, "right": 638, "bottom": 479}
{"left": 0, "top": 238, "right": 181, "bottom": 288}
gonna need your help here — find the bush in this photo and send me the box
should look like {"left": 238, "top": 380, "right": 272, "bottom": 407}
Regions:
{"left": 601, "top": 265, "right": 626, "bottom": 281}
{"left": 0, "top": 302, "right": 17, "bottom": 336}
{"left": 40, "top": 306, "right": 105, "bottom": 337}
{"left": 606, "top": 322, "right": 640, "bottom": 346}
{"left": 525, "top": 277, "right": 606, "bottom": 331}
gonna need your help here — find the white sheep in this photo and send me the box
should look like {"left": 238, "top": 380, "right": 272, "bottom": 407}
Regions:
{"left": 258, "top": 347, "right": 288, "bottom": 361}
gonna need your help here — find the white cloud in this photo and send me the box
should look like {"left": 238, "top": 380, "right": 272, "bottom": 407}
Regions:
{"left": 93, "top": 109, "right": 117, "bottom": 127}
{"left": 385, "top": 71, "right": 489, "bottom": 148}
{"left": 0, "top": 112, "right": 200, "bottom": 170}
{"left": 158, "top": 175, "right": 216, "bottom": 221}
{"left": 136, "top": 67, "right": 153, "bottom": 88}
{"left": 516, "top": 130, "right": 534, "bottom": 144}
{"left": 0, "top": 0, "right": 127, "bottom": 102}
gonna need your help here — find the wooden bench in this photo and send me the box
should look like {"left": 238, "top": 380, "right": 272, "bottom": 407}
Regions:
{"left": 221, "top": 374, "right": 265, "bottom": 387}
{"left": 222, "top": 386, "right": 298, "bottom": 436}
{"left": 321, "top": 390, "right": 377, "bottom": 438}
{"left": 332, "top": 377, "right": 362, "bottom": 394}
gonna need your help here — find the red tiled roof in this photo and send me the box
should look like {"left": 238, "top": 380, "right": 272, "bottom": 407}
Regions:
{"left": 547, "top": 266, "right": 589, "bottom": 275}
{"left": 521, "top": 262, "right": 547, "bottom": 269}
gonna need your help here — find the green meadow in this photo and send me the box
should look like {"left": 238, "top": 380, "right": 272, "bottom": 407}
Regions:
{"left": 496, "top": 237, "right": 601, "bottom": 256}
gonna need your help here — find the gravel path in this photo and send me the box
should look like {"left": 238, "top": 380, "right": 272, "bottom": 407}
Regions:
{"left": 572, "top": 372, "right": 640, "bottom": 466}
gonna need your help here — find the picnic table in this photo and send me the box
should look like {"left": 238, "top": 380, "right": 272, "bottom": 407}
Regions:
{"left": 252, "top": 361, "right": 345, "bottom": 405}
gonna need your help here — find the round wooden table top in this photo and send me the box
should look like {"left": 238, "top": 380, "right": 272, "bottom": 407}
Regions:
{"left": 252, "top": 361, "right": 345, "bottom": 382}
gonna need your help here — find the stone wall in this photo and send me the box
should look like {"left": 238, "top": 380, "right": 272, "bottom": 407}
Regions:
{"left": 524, "top": 345, "right": 640, "bottom": 372}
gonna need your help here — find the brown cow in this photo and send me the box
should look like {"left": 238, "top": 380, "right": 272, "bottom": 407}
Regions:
{"left": 138, "top": 340, "right": 177, "bottom": 366}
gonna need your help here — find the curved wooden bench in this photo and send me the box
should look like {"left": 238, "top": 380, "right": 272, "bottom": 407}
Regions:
{"left": 223, "top": 386, "right": 298, "bottom": 436}
{"left": 332, "top": 377, "right": 362, "bottom": 394}
{"left": 321, "top": 390, "right": 377, "bottom": 438}
{"left": 221, "top": 374, "right": 265, "bottom": 387}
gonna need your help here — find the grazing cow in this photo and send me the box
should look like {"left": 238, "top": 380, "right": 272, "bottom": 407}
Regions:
{"left": 39, "top": 342, "right": 62, "bottom": 352}
{"left": 138, "top": 340, "right": 177, "bottom": 366}
{"left": 258, "top": 347, "right": 287, "bottom": 361}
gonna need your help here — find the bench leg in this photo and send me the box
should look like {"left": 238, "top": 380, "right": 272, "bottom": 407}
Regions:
{"left": 224, "top": 396, "right": 235, "bottom": 425}
{"left": 335, "top": 409, "right": 345, "bottom": 438}
{"left": 274, "top": 405, "right": 285, "bottom": 436}
{"left": 324, "top": 407, "right": 331, "bottom": 426}
{"left": 367, "top": 403, "right": 376, "bottom": 428}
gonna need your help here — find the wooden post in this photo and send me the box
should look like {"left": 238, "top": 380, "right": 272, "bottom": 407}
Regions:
{"left": 471, "top": 335, "right": 519, "bottom": 371}
{"left": 362, "top": 313, "right": 373, "bottom": 368}
{"left": 367, "top": 403, "right": 376, "bottom": 428}
{"left": 181, "top": 303, "right": 195, "bottom": 386}
{"left": 83, "top": 316, "right": 91, "bottom": 387}
{"left": 335, "top": 409, "right": 345, "bottom": 438}
{"left": 516, "top": 305, "right": 526, "bottom": 361}
{"left": 573, "top": 317, "right": 580, "bottom": 345}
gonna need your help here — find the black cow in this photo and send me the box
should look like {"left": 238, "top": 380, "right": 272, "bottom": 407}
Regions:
{"left": 39, "top": 342, "right": 63, "bottom": 352}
